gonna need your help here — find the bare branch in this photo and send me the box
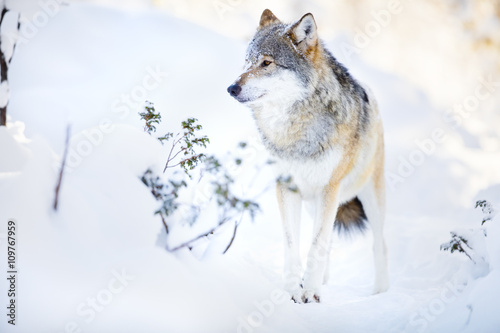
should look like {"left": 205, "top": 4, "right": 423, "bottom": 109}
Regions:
{"left": 0, "top": 6, "right": 9, "bottom": 126}
{"left": 223, "top": 220, "right": 239, "bottom": 254}
{"left": 168, "top": 146, "right": 187, "bottom": 163}
{"left": 166, "top": 218, "right": 231, "bottom": 253}
{"left": 163, "top": 134, "right": 183, "bottom": 173}
{"left": 160, "top": 213, "right": 169, "bottom": 234}
{"left": 53, "top": 125, "right": 71, "bottom": 211}
{"left": 166, "top": 154, "right": 203, "bottom": 170}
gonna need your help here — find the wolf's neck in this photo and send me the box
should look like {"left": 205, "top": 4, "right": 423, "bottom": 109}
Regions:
{"left": 252, "top": 96, "right": 337, "bottom": 160}
{"left": 252, "top": 77, "right": 363, "bottom": 161}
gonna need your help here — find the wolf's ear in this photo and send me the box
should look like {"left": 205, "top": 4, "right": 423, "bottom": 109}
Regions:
{"left": 259, "top": 9, "right": 280, "bottom": 28}
{"left": 286, "top": 13, "right": 318, "bottom": 54}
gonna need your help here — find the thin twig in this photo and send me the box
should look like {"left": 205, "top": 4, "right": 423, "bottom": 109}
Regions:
{"left": 168, "top": 146, "right": 186, "bottom": 162}
{"left": 459, "top": 238, "right": 476, "bottom": 264}
{"left": 163, "top": 134, "right": 183, "bottom": 173}
{"left": 166, "top": 154, "right": 203, "bottom": 170}
{"left": 223, "top": 220, "right": 239, "bottom": 254}
{"left": 160, "top": 213, "right": 169, "bottom": 234}
{"left": 166, "top": 218, "right": 231, "bottom": 252}
{"left": 53, "top": 125, "right": 71, "bottom": 211}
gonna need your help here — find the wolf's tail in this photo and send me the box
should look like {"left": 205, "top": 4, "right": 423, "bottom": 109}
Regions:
{"left": 334, "top": 197, "right": 367, "bottom": 234}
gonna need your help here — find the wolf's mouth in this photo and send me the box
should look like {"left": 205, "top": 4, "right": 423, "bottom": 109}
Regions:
{"left": 238, "top": 93, "right": 266, "bottom": 104}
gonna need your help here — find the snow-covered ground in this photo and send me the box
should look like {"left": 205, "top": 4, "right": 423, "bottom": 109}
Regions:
{"left": 0, "top": 1, "right": 499, "bottom": 332}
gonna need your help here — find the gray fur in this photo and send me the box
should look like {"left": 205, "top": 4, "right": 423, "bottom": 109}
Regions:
{"left": 228, "top": 10, "right": 388, "bottom": 302}
{"left": 246, "top": 24, "right": 313, "bottom": 85}
{"left": 244, "top": 22, "right": 371, "bottom": 161}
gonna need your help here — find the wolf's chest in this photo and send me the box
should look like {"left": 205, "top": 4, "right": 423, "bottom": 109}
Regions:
{"left": 274, "top": 149, "right": 341, "bottom": 199}
{"left": 254, "top": 105, "right": 332, "bottom": 160}
{"left": 255, "top": 105, "right": 295, "bottom": 137}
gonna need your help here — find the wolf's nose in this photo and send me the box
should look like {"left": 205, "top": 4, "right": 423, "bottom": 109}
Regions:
{"left": 227, "top": 84, "right": 242, "bottom": 97}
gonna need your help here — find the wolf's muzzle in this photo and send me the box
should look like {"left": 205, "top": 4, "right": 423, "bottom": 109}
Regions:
{"left": 227, "top": 84, "right": 242, "bottom": 97}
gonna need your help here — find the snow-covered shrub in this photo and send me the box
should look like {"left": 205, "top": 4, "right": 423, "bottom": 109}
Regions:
{"left": 475, "top": 200, "right": 495, "bottom": 225}
{"left": 139, "top": 102, "right": 260, "bottom": 253}
{"left": 441, "top": 199, "right": 497, "bottom": 269}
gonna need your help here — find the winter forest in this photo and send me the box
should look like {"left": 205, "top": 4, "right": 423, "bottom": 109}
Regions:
{"left": 0, "top": 0, "right": 499, "bottom": 332}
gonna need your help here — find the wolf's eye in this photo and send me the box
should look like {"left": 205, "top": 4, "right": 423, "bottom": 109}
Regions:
{"left": 261, "top": 60, "right": 272, "bottom": 67}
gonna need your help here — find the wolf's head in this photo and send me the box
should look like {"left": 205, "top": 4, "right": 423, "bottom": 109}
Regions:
{"left": 227, "top": 9, "right": 322, "bottom": 109}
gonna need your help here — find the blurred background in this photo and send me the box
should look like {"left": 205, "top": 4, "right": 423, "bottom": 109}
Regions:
{"left": 65, "top": 0, "right": 500, "bottom": 208}
{"left": 72, "top": 0, "right": 500, "bottom": 184}
{"left": 75, "top": 0, "right": 500, "bottom": 108}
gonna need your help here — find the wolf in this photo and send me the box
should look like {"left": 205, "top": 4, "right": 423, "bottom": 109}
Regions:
{"left": 227, "top": 9, "right": 388, "bottom": 303}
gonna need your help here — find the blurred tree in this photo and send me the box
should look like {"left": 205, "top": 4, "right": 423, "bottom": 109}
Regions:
{"left": 0, "top": 1, "right": 19, "bottom": 126}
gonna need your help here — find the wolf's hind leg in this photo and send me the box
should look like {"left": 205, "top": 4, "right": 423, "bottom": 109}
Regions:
{"left": 358, "top": 178, "right": 389, "bottom": 294}
{"left": 323, "top": 238, "right": 333, "bottom": 285}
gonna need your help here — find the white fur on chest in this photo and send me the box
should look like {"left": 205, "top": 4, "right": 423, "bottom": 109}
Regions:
{"left": 258, "top": 104, "right": 290, "bottom": 134}
{"left": 274, "top": 149, "right": 342, "bottom": 200}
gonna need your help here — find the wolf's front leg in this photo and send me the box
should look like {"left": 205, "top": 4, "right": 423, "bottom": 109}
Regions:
{"left": 302, "top": 188, "right": 338, "bottom": 303}
{"left": 276, "top": 183, "right": 303, "bottom": 302}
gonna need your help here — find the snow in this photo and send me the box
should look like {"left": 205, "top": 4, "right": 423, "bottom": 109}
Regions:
{"left": 0, "top": 1, "right": 499, "bottom": 333}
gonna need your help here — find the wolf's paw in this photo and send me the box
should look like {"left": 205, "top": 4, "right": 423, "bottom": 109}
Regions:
{"left": 291, "top": 291, "right": 303, "bottom": 304}
{"left": 301, "top": 289, "right": 321, "bottom": 303}
{"left": 286, "top": 283, "right": 304, "bottom": 303}
{"left": 285, "top": 276, "right": 304, "bottom": 303}
{"left": 373, "top": 281, "right": 389, "bottom": 294}
{"left": 289, "top": 287, "right": 306, "bottom": 304}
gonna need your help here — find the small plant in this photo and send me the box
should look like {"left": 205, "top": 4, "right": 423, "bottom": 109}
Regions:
{"left": 138, "top": 102, "right": 260, "bottom": 254}
{"left": 440, "top": 199, "right": 496, "bottom": 265}
{"left": 475, "top": 200, "right": 495, "bottom": 225}
{"left": 139, "top": 101, "right": 161, "bottom": 134}
{"left": 162, "top": 118, "right": 209, "bottom": 175}
{"left": 440, "top": 231, "right": 475, "bottom": 262}
{"left": 139, "top": 102, "right": 209, "bottom": 175}
{"left": 140, "top": 169, "right": 187, "bottom": 234}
